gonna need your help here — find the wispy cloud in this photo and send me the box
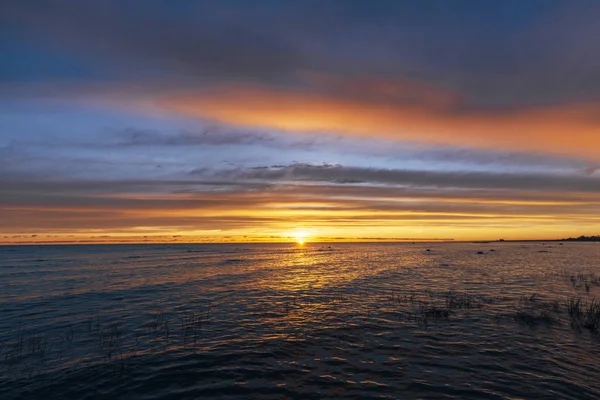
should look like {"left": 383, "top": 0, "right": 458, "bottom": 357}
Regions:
{"left": 2, "top": 165, "right": 599, "bottom": 241}
{"left": 160, "top": 85, "right": 600, "bottom": 159}
{"left": 208, "top": 163, "right": 600, "bottom": 193}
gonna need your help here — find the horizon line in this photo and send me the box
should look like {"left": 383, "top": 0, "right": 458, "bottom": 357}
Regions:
{"left": 1, "top": 238, "right": 589, "bottom": 246}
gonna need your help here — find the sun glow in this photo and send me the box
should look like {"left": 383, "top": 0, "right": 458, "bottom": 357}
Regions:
{"left": 293, "top": 230, "right": 311, "bottom": 245}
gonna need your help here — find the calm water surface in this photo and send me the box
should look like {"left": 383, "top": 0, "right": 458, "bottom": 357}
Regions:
{"left": 1, "top": 242, "right": 600, "bottom": 399}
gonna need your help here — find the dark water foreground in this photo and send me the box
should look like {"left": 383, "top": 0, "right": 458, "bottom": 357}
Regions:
{"left": 1, "top": 242, "right": 600, "bottom": 399}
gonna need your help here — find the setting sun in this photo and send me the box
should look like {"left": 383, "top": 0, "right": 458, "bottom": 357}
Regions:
{"left": 294, "top": 231, "right": 311, "bottom": 245}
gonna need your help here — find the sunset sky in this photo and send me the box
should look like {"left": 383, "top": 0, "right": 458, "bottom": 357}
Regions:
{"left": 1, "top": 0, "right": 600, "bottom": 243}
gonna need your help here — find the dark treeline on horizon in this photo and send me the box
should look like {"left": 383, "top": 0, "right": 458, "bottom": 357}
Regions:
{"left": 562, "top": 235, "right": 600, "bottom": 242}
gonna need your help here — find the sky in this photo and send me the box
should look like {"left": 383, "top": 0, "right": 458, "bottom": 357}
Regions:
{"left": 1, "top": 0, "right": 600, "bottom": 244}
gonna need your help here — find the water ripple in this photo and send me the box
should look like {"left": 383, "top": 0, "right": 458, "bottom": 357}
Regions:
{"left": 1, "top": 243, "right": 599, "bottom": 399}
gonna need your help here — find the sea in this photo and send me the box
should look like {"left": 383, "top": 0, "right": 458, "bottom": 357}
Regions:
{"left": 1, "top": 242, "right": 600, "bottom": 399}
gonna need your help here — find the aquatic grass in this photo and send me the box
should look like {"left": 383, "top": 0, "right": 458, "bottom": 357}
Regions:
{"left": 148, "top": 309, "right": 172, "bottom": 340}
{"left": 97, "top": 320, "right": 124, "bottom": 361}
{"left": 85, "top": 309, "right": 102, "bottom": 334}
{"left": 390, "top": 291, "right": 417, "bottom": 305}
{"left": 550, "top": 298, "right": 560, "bottom": 311}
{"left": 390, "top": 290, "right": 487, "bottom": 324}
{"left": 582, "top": 300, "right": 600, "bottom": 331}
{"left": 179, "top": 304, "right": 211, "bottom": 345}
{"left": 519, "top": 293, "right": 539, "bottom": 304}
{"left": 564, "top": 297, "right": 600, "bottom": 332}
{"left": 59, "top": 324, "right": 75, "bottom": 345}
{"left": 508, "top": 294, "right": 600, "bottom": 332}
{"left": 399, "top": 306, "right": 452, "bottom": 323}
{"left": 1, "top": 300, "right": 214, "bottom": 381}
{"left": 443, "top": 292, "right": 484, "bottom": 310}
{"left": 565, "top": 297, "right": 584, "bottom": 319}
{"left": 419, "top": 305, "right": 451, "bottom": 320}
{"left": 389, "top": 290, "right": 446, "bottom": 323}
{"left": 27, "top": 334, "right": 48, "bottom": 359}
{"left": 4, "top": 321, "right": 26, "bottom": 366}
{"left": 180, "top": 309, "right": 202, "bottom": 339}
{"left": 511, "top": 292, "right": 567, "bottom": 328}
{"left": 544, "top": 270, "right": 600, "bottom": 294}
{"left": 514, "top": 310, "right": 558, "bottom": 326}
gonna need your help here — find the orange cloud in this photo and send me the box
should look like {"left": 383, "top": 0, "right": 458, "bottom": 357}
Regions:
{"left": 2, "top": 180, "right": 600, "bottom": 244}
{"left": 159, "top": 82, "right": 600, "bottom": 160}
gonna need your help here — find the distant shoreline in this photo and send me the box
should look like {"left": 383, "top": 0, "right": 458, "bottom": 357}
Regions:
{"left": 1, "top": 239, "right": 599, "bottom": 246}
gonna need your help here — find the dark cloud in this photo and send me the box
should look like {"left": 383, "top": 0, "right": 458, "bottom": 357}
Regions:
{"left": 106, "top": 126, "right": 331, "bottom": 151}
{"left": 210, "top": 163, "right": 600, "bottom": 193}
{"left": 3, "top": 0, "right": 600, "bottom": 108}
{"left": 114, "top": 127, "right": 277, "bottom": 147}
{"left": 403, "top": 148, "right": 592, "bottom": 171}
{"left": 2, "top": 177, "right": 598, "bottom": 206}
